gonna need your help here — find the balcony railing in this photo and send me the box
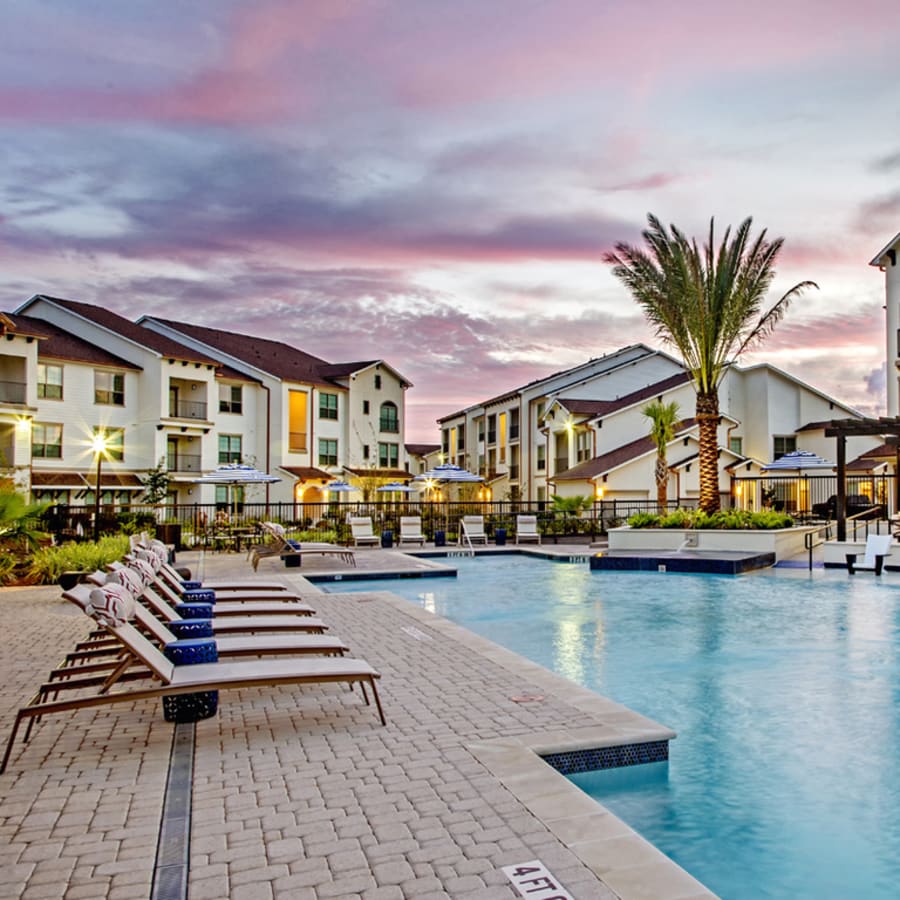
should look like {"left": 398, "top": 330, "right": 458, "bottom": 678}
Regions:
{"left": 169, "top": 400, "right": 208, "bottom": 420}
{"left": 167, "top": 453, "right": 202, "bottom": 473}
{"left": 288, "top": 432, "right": 308, "bottom": 452}
{"left": 555, "top": 456, "right": 569, "bottom": 473}
{"left": 0, "top": 381, "right": 27, "bottom": 404}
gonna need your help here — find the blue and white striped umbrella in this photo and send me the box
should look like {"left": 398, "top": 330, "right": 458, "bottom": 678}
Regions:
{"left": 761, "top": 450, "right": 835, "bottom": 471}
{"left": 376, "top": 482, "right": 418, "bottom": 493}
{"left": 193, "top": 463, "right": 281, "bottom": 485}
{"left": 325, "top": 480, "right": 354, "bottom": 492}
{"left": 413, "top": 463, "right": 483, "bottom": 483}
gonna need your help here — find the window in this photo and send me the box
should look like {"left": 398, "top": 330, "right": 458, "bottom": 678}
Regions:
{"left": 37, "top": 364, "right": 63, "bottom": 400}
{"left": 219, "top": 384, "right": 243, "bottom": 414}
{"left": 379, "top": 401, "right": 398, "bottom": 433}
{"left": 537, "top": 444, "right": 546, "bottom": 470}
{"left": 730, "top": 436, "right": 743, "bottom": 455}
{"left": 319, "top": 393, "right": 338, "bottom": 420}
{"left": 576, "top": 430, "right": 591, "bottom": 462}
{"left": 94, "top": 427, "right": 124, "bottom": 461}
{"left": 379, "top": 442, "right": 399, "bottom": 468}
{"left": 374, "top": 374, "right": 382, "bottom": 390}
{"left": 32, "top": 423, "right": 62, "bottom": 459}
{"left": 363, "top": 400, "right": 370, "bottom": 415}
{"left": 216, "top": 485, "right": 243, "bottom": 512}
{"left": 94, "top": 370, "right": 124, "bottom": 406}
{"left": 288, "top": 391, "right": 308, "bottom": 451}
{"left": 773, "top": 436, "right": 796, "bottom": 460}
{"left": 218, "top": 434, "right": 242, "bottom": 464}
{"left": 487, "top": 414, "right": 496, "bottom": 444}
{"left": 442, "top": 428, "right": 449, "bottom": 455}
{"left": 456, "top": 427, "right": 465, "bottom": 451}
{"left": 363, "top": 444, "right": 370, "bottom": 460}
{"left": 318, "top": 438, "right": 338, "bottom": 467}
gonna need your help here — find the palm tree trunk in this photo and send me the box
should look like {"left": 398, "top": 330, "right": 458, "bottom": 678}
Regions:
{"left": 696, "top": 391, "right": 720, "bottom": 514}
{"left": 655, "top": 455, "right": 668, "bottom": 513}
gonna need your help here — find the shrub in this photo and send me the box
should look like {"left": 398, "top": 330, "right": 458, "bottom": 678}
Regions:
{"left": 28, "top": 535, "right": 131, "bottom": 585}
{"left": 628, "top": 508, "right": 794, "bottom": 530}
{"left": 0, "top": 551, "right": 18, "bottom": 585}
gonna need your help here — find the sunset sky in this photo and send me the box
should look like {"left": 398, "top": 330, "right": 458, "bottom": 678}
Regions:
{"left": 2, "top": 1, "right": 899, "bottom": 440}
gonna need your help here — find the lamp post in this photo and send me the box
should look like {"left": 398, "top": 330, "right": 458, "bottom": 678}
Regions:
{"left": 91, "top": 432, "right": 109, "bottom": 541}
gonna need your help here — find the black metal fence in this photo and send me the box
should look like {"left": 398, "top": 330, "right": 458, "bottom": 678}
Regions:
{"left": 39, "top": 473, "right": 897, "bottom": 548}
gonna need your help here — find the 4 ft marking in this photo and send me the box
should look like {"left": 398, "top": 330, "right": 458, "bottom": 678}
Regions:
{"left": 501, "top": 861, "right": 575, "bottom": 899}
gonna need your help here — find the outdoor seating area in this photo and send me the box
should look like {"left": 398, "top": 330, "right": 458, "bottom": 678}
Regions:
{"left": 2, "top": 539, "right": 385, "bottom": 774}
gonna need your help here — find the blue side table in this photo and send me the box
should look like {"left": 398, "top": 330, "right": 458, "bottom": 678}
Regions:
{"left": 174, "top": 602, "right": 214, "bottom": 619}
{"left": 381, "top": 530, "right": 393, "bottom": 548}
{"left": 495, "top": 528, "right": 507, "bottom": 546}
{"left": 168, "top": 619, "right": 214, "bottom": 639}
{"left": 162, "top": 638, "right": 219, "bottom": 723}
{"left": 435, "top": 530, "right": 446, "bottom": 547}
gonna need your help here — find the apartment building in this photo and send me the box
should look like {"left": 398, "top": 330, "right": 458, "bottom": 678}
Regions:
{"left": 439, "top": 343, "right": 879, "bottom": 506}
{"left": 6, "top": 295, "right": 412, "bottom": 507}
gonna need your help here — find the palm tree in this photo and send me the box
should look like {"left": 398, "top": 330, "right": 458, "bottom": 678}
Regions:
{"left": 606, "top": 214, "right": 816, "bottom": 513}
{"left": 642, "top": 400, "right": 680, "bottom": 513}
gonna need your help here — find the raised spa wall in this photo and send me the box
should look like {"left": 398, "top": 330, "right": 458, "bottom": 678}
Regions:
{"left": 607, "top": 525, "right": 815, "bottom": 562}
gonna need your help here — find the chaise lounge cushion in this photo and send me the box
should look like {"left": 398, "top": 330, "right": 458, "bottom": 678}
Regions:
{"left": 87, "top": 583, "right": 136, "bottom": 627}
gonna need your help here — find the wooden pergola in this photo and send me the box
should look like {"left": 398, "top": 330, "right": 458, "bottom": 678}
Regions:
{"left": 824, "top": 416, "right": 900, "bottom": 541}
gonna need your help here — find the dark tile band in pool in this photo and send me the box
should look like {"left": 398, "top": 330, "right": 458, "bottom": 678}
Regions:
{"left": 542, "top": 740, "right": 669, "bottom": 775}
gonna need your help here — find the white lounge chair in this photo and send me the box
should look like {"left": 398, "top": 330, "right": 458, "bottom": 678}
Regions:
{"left": 399, "top": 516, "right": 426, "bottom": 547}
{"left": 846, "top": 534, "right": 894, "bottom": 575}
{"left": 459, "top": 516, "right": 487, "bottom": 545}
{"left": 516, "top": 515, "right": 541, "bottom": 544}
{"left": 249, "top": 523, "right": 356, "bottom": 570}
{"left": 350, "top": 517, "right": 381, "bottom": 548}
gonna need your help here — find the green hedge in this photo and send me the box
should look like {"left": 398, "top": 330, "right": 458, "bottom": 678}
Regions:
{"left": 28, "top": 536, "right": 132, "bottom": 585}
{"left": 627, "top": 509, "right": 794, "bottom": 530}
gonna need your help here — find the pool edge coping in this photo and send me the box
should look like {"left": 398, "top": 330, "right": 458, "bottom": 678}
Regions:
{"left": 315, "top": 579, "right": 717, "bottom": 900}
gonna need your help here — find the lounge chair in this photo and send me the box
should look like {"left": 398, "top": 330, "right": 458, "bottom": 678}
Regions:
{"left": 349, "top": 517, "right": 380, "bottom": 548}
{"left": 399, "top": 516, "right": 426, "bottom": 547}
{"left": 114, "top": 559, "right": 316, "bottom": 617}
{"left": 63, "top": 583, "right": 350, "bottom": 664}
{"left": 459, "top": 516, "right": 488, "bottom": 545}
{"left": 516, "top": 515, "right": 541, "bottom": 544}
{"left": 113, "top": 565, "right": 332, "bottom": 635}
{"left": 249, "top": 523, "right": 356, "bottom": 571}
{"left": 846, "top": 534, "right": 894, "bottom": 575}
{"left": 1, "top": 585, "right": 385, "bottom": 772}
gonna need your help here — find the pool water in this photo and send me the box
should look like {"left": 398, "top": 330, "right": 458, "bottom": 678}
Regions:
{"left": 326, "top": 556, "right": 900, "bottom": 899}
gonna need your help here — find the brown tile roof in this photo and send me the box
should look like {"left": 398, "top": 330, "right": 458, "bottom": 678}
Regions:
{"left": 796, "top": 420, "right": 832, "bottom": 432}
{"left": 33, "top": 296, "right": 218, "bottom": 365}
{"left": 847, "top": 443, "right": 896, "bottom": 471}
{"left": 319, "top": 361, "right": 379, "bottom": 379}
{"left": 278, "top": 466, "right": 333, "bottom": 481}
{"left": 554, "top": 419, "right": 697, "bottom": 481}
{"left": 30, "top": 470, "right": 143, "bottom": 488}
{"left": 344, "top": 467, "right": 411, "bottom": 480}
{"left": 214, "top": 364, "right": 260, "bottom": 384}
{"left": 145, "top": 317, "right": 339, "bottom": 386}
{"left": 4, "top": 314, "right": 141, "bottom": 370}
{"left": 31, "top": 471, "right": 88, "bottom": 488}
{"left": 405, "top": 443, "right": 441, "bottom": 456}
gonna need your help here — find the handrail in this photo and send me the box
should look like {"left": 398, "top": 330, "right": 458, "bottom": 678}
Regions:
{"left": 804, "top": 523, "right": 831, "bottom": 570}
{"left": 847, "top": 507, "right": 886, "bottom": 542}
{"left": 458, "top": 520, "right": 475, "bottom": 556}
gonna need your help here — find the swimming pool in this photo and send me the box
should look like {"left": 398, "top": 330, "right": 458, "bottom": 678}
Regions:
{"left": 326, "top": 555, "right": 900, "bottom": 899}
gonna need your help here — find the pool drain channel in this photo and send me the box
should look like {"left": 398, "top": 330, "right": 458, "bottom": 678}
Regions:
{"left": 151, "top": 721, "right": 195, "bottom": 900}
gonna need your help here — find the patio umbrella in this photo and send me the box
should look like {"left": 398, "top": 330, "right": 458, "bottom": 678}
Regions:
{"left": 193, "top": 464, "right": 280, "bottom": 516}
{"left": 413, "top": 463, "right": 484, "bottom": 483}
{"left": 376, "top": 482, "right": 418, "bottom": 493}
{"left": 760, "top": 450, "right": 835, "bottom": 471}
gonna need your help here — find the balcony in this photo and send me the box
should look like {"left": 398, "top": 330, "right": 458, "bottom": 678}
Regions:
{"left": 509, "top": 425, "right": 519, "bottom": 440}
{"left": 555, "top": 456, "right": 569, "bottom": 473}
{"left": 167, "top": 453, "right": 202, "bottom": 473}
{"left": 487, "top": 431, "right": 497, "bottom": 444}
{"left": 0, "top": 380, "right": 27, "bottom": 404}
{"left": 169, "top": 399, "right": 208, "bottom": 420}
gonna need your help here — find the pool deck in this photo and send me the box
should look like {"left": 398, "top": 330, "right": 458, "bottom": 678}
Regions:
{"left": 1, "top": 545, "right": 718, "bottom": 900}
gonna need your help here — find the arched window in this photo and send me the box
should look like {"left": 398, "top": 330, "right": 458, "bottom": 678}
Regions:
{"left": 379, "top": 401, "right": 399, "bottom": 433}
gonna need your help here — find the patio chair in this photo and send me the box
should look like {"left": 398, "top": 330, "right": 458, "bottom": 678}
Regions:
{"left": 249, "top": 523, "right": 357, "bottom": 571}
{"left": 114, "top": 559, "right": 316, "bottom": 617}
{"left": 846, "top": 534, "right": 894, "bottom": 575}
{"left": 349, "top": 517, "right": 380, "bottom": 548}
{"left": 459, "top": 516, "right": 488, "bottom": 545}
{"left": 112, "top": 563, "right": 332, "bottom": 635}
{"left": 1, "top": 585, "right": 385, "bottom": 773}
{"left": 399, "top": 516, "right": 426, "bottom": 547}
{"left": 515, "top": 515, "right": 541, "bottom": 544}
{"left": 62, "top": 583, "right": 350, "bottom": 664}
